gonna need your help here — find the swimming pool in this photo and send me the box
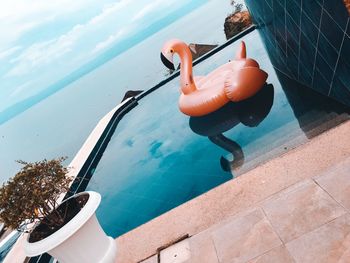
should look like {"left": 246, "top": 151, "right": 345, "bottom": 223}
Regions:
{"left": 70, "top": 29, "right": 350, "bottom": 238}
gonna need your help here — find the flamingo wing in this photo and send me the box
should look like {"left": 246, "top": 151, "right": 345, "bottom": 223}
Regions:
{"left": 224, "top": 67, "right": 268, "bottom": 102}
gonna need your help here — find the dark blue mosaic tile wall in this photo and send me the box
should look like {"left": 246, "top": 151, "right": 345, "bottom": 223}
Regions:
{"left": 245, "top": 0, "right": 350, "bottom": 106}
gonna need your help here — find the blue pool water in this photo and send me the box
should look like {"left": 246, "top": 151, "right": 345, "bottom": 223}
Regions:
{"left": 85, "top": 30, "right": 349, "bottom": 237}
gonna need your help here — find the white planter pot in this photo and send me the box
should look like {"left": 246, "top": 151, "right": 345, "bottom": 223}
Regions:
{"left": 24, "top": 191, "right": 117, "bottom": 263}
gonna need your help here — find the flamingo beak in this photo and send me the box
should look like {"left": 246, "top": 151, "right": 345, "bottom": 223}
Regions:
{"left": 160, "top": 52, "right": 175, "bottom": 70}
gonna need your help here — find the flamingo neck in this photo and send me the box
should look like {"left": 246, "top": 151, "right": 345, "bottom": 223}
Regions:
{"left": 175, "top": 42, "right": 197, "bottom": 94}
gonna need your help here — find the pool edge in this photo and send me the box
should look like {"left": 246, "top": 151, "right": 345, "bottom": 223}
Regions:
{"left": 115, "top": 119, "right": 350, "bottom": 263}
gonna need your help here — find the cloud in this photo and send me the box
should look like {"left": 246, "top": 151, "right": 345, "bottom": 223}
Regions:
{"left": 3, "top": 0, "right": 180, "bottom": 78}
{"left": 0, "top": 0, "right": 93, "bottom": 49}
{"left": 0, "top": 0, "right": 86, "bottom": 20}
{"left": 131, "top": 0, "right": 172, "bottom": 22}
{"left": 4, "top": 0, "right": 134, "bottom": 77}
{"left": 6, "top": 33, "right": 76, "bottom": 77}
{"left": 9, "top": 81, "right": 32, "bottom": 98}
{"left": 89, "top": 0, "right": 133, "bottom": 25}
{"left": 92, "top": 29, "right": 127, "bottom": 54}
{"left": 0, "top": 46, "right": 22, "bottom": 60}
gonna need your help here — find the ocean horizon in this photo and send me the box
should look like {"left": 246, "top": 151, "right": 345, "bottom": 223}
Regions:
{"left": 0, "top": 0, "right": 208, "bottom": 125}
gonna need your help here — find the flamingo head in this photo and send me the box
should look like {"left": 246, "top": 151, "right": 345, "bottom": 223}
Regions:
{"left": 160, "top": 39, "right": 183, "bottom": 70}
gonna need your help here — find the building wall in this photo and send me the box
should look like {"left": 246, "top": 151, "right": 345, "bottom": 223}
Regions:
{"left": 245, "top": 0, "right": 350, "bottom": 106}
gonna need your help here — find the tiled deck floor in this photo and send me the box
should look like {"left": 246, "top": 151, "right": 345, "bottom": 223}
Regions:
{"left": 142, "top": 157, "right": 350, "bottom": 263}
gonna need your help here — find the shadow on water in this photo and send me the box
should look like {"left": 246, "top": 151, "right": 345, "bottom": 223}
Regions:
{"left": 276, "top": 71, "right": 350, "bottom": 139}
{"left": 189, "top": 83, "right": 274, "bottom": 173}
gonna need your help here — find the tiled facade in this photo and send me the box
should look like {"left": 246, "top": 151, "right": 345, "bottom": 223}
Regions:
{"left": 245, "top": 0, "right": 350, "bottom": 106}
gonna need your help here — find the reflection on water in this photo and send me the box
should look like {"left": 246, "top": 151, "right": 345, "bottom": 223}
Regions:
{"left": 189, "top": 83, "right": 274, "bottom": 173}
{"left": 277, "top": 72, "right": 350, "bottom": 139}
{"left": 210, "top": 135, "right": 244, "bottom": 172}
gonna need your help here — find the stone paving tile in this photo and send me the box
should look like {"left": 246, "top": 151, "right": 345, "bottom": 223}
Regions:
{"left": 314, "top": 157, "right": 350, "bottom": 210}
{"left": 211, "top": 208, "right": 281, "bottom": 263}
{"left": 188, "top": 231, "right": 219, "bottom": 263}
{"left": 286, "top": 213, "right": 350, "bottom": 263}
{"left": 140, "top": 254, "right": 158, "bottom": 263}
{"left": 261, "top": 180, "right": 346, "bottom": 242}
{"left": 159, "top": 239, "right": 190, "bottom": 263}
{"left": 247, "top": 245, "right": 295, "bottom": 263}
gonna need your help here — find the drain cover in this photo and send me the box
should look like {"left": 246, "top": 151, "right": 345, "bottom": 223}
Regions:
{"left": 159, "top": 239, "right": 191, "bottom": 263}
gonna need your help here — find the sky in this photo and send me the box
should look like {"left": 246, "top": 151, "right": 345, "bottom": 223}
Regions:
{"left": 0, "top": 0, "right": 206, "bottom": 120}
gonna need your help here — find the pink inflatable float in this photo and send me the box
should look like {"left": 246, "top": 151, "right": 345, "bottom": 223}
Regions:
{"left": 160, "top": 39, "right": 268, "bottom": 116}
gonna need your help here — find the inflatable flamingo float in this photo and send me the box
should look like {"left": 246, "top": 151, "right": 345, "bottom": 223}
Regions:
{"left": 160, "top": 39, "right": 268, "bottom": 116}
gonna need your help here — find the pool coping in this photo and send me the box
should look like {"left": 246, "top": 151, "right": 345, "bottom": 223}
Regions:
{"left": 115, "top": 119, "right": 350, "bottom": 263}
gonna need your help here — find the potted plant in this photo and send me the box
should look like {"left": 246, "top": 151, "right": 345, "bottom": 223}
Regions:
{"left": 0, "top": 157, "right": 117, "bottom": 263}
